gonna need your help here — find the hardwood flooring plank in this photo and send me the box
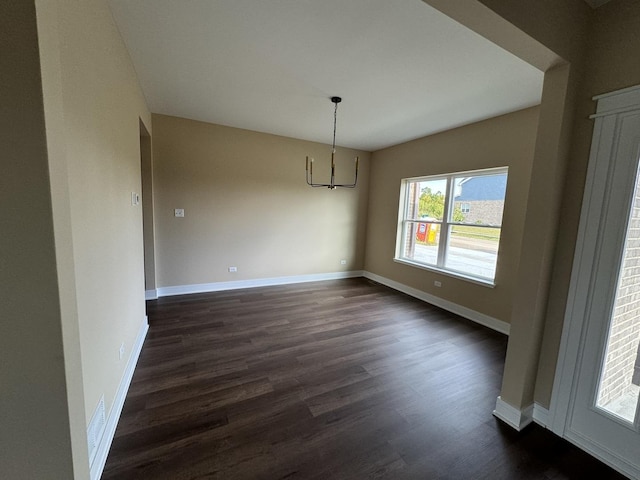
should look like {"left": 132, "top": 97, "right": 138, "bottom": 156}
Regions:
{"left": 103, "top": 278, "right": 626, "bottom": 480}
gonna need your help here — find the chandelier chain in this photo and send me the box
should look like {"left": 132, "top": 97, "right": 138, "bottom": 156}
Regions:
{"left": 305, "top": 95, "right": 358, "bottom": 189}
{"left": 332, "top": 101, "right": 338, "bottom": 152}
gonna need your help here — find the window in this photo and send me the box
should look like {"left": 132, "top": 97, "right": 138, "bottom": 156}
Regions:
{"left": 395, "top": 167, "right": 508, "bottom": 283}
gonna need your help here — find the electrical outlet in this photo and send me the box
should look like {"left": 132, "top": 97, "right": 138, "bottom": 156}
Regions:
{"left": 340, "top": 259, "right": 347, "bottom": 265}
{"left": 174, "top": 208, "right": 185, "bottom": 217}
{"left": 228, "top": 266, "right": 237, "bottom": 273}
{"left": 434, "top": 281, "right": 442, "bottom": 287}
{"left": 119, "top": 342, "right": 125, "bottom": 360}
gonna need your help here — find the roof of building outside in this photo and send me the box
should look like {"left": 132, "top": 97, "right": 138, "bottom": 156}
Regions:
{"left": 454, "top": 174, "right": 507, "bottom": 201}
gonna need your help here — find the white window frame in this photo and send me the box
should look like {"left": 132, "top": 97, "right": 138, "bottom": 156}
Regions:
{"left": 394, "top": 166, "right": 508, "bottom": 286}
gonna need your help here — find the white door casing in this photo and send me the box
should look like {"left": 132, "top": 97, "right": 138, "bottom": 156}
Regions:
{"left": 550, "top": 85, "right": 640, "bottom": 480}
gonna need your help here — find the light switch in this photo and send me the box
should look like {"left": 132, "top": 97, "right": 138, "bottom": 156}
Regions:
{"left": 174, "top": 208, "right": 185, "bottom": 217}
{"left": 131, "top": 192, "right": 140, "bottom": 206}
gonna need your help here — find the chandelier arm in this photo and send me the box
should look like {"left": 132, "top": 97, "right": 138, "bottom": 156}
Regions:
{"left": 305, "top": 156, "right": 313, "bottom": 186}
{"left": 333, "top": 156, "right": 359, "bottom": 188}
{"left": 306, "top": 155, "right": 333, "bottom": 187}
{"left": 305, "top": 96, "right": 357, "bottom": 190}
{"left": 306, "top": 174, "right": 330, "bottom": 188}
{"left": 306, "top": 174, "right": 331, "bottom": 187}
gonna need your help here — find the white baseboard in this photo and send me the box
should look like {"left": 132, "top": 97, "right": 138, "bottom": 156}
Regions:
{"left": 90, "top": 316, "right": 149, "bottom": 480}
{"left": 532, "top": 403, "right": 550, "bottom": 428}
{"left": 493, "top": 396, "right": 534, "bottom": 431}
{"left": 362, "top": 271, "right": 510, "bottom": 335}
{"left": 145, "top": 289, "right": 158, "bottom": 300}
{"left": 155, "top": 271, "right": 364, "bottom": 297}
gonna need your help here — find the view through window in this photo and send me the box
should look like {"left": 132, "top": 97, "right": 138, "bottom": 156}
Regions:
{"left": 396, "top": 167, "right": 508, "bottom": 283}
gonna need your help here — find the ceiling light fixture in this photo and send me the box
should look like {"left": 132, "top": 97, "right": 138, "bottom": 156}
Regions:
{"left": 306, "top": 96, "right": 358, "bottom": 190}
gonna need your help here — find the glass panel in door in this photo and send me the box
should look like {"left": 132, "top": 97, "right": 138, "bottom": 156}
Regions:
{"left": 596, "top": 173, "right": 640, "bottom": 423}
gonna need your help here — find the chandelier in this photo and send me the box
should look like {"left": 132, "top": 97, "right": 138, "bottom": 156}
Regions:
{"left": 305, "top": 96, "right": 359, "bottom": 189}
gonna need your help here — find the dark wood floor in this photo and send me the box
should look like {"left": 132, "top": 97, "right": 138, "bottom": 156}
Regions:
{"left": 103, "top": 278, "right": 626, "bottom": 479}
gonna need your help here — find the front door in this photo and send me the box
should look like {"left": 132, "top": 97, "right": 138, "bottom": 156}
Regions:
{"left": 551, "top": 86, "right": 640, "bottom": 479}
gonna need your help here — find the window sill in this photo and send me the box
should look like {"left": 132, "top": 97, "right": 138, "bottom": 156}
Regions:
{"left": 393, "top": 258, "right": 496, "bottom": 288}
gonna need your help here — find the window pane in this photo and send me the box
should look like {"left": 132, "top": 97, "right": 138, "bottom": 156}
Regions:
{"left": 397, "top": 168, "right": 507, "bottom": 283}
{"left": 407, "top": 179, "right": 447, "bottom": 221}
{"left": 595, "top": 170, "right": 640, "bottom": 423}
{"left": 452, "top": 173, "right": 507, "bottom": 225}
{"left": 401, "top": 221, "right": 441, "bottom": 265}
{"left": 445, "top": 226, "right": 500, "bottom": 279}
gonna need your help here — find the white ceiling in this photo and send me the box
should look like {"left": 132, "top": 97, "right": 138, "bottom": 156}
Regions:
{"left": 108, "top": 0, "right": 543, "bottom": 152}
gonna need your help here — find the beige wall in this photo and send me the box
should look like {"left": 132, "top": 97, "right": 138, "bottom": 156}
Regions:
{"left": 364, "top": 107, "right": 539, "bottom": 322}
{"left": 44, "top": 0, "right": 151, "bottom": 437}
{"left": 47, "top": 0, "right": 152, "bottom": 431}
{"left": 36, "top": 0, "right": 91, "bottom": 475}
{"left": 423, "top": 0, "right": 592, "bottom": 411}
{"left": 536, "top": 0, "right": 640, "bottom": 407}
{"left": 5, "top": 0, "right": 640, "bottom": 476}
{"left": 477, "top": 0, "right": 590, "bottom": 63}
{"left": 429, "top": 0, "right": 640, "bottom": 412}
{"left": 0, "top": 2, "right": 78, "bottom": 477}
{"left": 152, "top": 114, "right": 370, "bottom": 288}
{"left": 2, "top": 0, "right": 151, "bottom": 477}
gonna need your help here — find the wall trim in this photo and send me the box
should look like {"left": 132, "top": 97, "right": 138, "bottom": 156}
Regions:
{"left": 145, "top": 289, "right": 158, "bottom": 300}
{"left": 533, "top": 403, "right": 550, "bottom": 428}
{"left": 493, "top": 396, "right": 534, "bottom": 431}
{"left": 362, "top": 271, "right": 510, "bottom": 335}
{"left": 591, "top": 84, "right": 640, "bottom": 118}
{"left": 155, "top": 271, "right": 364, "bottom": 297}
{"left": 90, "top": 316, "right": 149, "bottom": 480}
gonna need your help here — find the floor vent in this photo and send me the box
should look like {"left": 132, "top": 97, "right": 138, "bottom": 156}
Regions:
{"left": 87, "top": 396, "right": 106, "bottom": 467}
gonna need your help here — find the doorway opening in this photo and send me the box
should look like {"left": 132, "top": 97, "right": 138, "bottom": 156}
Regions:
{"left": 139, "top": 119, "right": 156, "bottom": 302}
